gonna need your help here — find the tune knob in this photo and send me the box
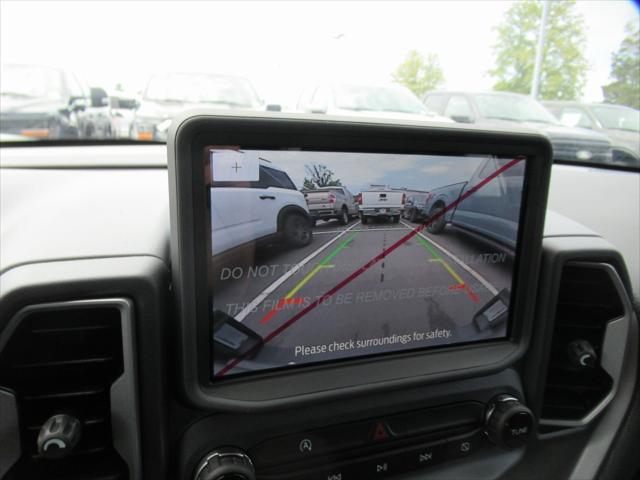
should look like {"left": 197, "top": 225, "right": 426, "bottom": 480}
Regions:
{"left": 36, "top": 414, "right": 82, "bottom": 459}
{"left": 485, "top": 395, "right": 534, "bottom": 449}
{"left": 194, "top": 448, "right": 255, "bottom": 480}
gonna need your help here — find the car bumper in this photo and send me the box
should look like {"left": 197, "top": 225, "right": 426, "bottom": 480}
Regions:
{"left": 309, "top": 209, "right": 338, "bottom": 219}
{"left": 360, "top": 208, "right": 403, "bottom": 216}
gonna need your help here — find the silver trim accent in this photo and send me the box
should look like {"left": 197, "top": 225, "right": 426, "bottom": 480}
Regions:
{"left": 0, "top": 298, "right": 141, "bottom": 479}
{"left": 194, "top": 449, "right": 254, "bottom": 480}
{"left": 0, "top": 388, "right": 21, "bottom": 478}
{"left": 540, "top": 263, "right": 632, "bottom": 428}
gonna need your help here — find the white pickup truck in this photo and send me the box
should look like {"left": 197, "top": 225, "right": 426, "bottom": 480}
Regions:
{"left": 358, "top": 188, "right": 405, "bottom": 224}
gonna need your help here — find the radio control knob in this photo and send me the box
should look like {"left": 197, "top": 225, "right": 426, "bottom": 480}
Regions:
{"left": 485, "top": 395, "right": 534, "bottom": 449}
{"left": 194, "top": 448, "right": 255, "bottom": 480}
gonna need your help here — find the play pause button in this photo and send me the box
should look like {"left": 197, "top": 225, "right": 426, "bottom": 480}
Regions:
{"left": 361, "top": 458, "right": 394, "bottom": 476}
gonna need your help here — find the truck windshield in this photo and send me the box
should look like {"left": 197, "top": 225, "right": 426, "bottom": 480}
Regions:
{"left": 475, "top": 94, "right": 560, "bottom": 124}
{"left": 1, "top": 65, "right": 64, "bottom": 100}
{"left": 333, "top": 85, "right": 428, "bottom": 115}
{"left": 591, "top": 105, "right": 640, "bottom": 131}
{"left": 144, "top": 73, "right": 260, "bottom": 108}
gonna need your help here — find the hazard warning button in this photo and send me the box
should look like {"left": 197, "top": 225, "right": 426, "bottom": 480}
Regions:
{"left": 370, "top": 421, "right": 391, "bottom": 441}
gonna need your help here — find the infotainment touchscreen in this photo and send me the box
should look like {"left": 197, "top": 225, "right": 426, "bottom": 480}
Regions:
{"left": 206, "top": 148, "right": 526, "bottom": 379}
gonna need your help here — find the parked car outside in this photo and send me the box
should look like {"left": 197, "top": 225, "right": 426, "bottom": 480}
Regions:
{"left": 297, "top": 83, "right": 454, "bottom": 124}
{"left": 131, "top": 72, "right": 264, "bottom": 142}
{"left": 358, "top": 188, "right": 405, "bottom": 224}
{"left": 303, "top": 186, "right": 358, "bottom": 225}
{"left": 0, "top": 64, "right": 111, "bottom": 140}
{"left": 210, "top": 160, "right": 312, "bottom": 256}
{"left": 421, "top": 157, "right": 525, "bottom": 250}
{"left": 542, "top": 101, "right": 639, "bottom": 167}
{"left": 108, "top": 92, "right": 138, "bottom": 139}
{"left": 423, "top": 91, "right": 614, "bottom": 166}
{"left": 402, "top": 193, "right": 430, "bottom": 222}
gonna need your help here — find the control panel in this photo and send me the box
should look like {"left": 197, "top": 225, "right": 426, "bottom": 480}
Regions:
{"left": 191, "top": 396, "right": 533, "bottom": 480}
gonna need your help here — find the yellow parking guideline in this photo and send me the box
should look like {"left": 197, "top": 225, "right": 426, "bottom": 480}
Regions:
{"left": 284, "top": 233, "right": 357, "bottom": 299}
{"left": 417, "top": 235, "right": 465, "bottom": 285}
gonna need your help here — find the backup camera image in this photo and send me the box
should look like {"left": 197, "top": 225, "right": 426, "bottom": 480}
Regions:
{"left": 207, "top": 149, "right": 526, "bottom": 378}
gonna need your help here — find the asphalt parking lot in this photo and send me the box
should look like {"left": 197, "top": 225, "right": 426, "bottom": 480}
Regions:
{"left": 212, "top": 218, "right": 515, "bottom": 377}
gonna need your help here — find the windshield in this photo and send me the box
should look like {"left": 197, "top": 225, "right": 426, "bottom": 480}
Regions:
{"left": 143, "top": 73, "right": 260, "bottom": 107}
{"left": 1, "top": 0, "right": 638, "bottom": 165}
{"left": 474, "top": 94, "right": 559, "bottom": 124}
{"left": 0, "top": 65, "right": 64, "bottom": 100}
{"left": 334, "top": 85, "right": 428, "bottom": 115}
{"left": 591, "top": 105, "right": 640, "bottom": 131}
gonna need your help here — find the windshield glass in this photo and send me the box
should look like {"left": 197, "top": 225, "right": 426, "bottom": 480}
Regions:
{"left": 474, "top": 94, "right": 559, "bottom": 124}
{"left": 1, "top": 0, "right": 638, "bottom": 166}
{"left": 591, "top": 105, "right": 640, "bottom": 131}
{"left": 144, "top": 73, "right": 260, "bottom": 107}
{"left": 0, "top": 64, "right": 64, "bottom": 100}
{"left": 333, "top": 85, "right": 428, "bottom": 115}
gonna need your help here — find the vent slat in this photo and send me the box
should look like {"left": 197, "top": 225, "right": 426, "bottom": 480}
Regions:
{"left": 0, "top": 305, "right": 128, "bottom": 480}
{"left": 542, "top": 264, "right": 621, "bottom": 422}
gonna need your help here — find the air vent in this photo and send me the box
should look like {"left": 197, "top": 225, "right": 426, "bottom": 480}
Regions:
{"left": 0, "top": 303, "right": 129, "bottom": 479}
{"left": 541, "top": 262, "right": 629, "bottom": 428}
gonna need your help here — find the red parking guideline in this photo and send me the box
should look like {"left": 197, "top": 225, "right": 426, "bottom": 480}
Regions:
{"left": 216, "top": 157, "right": 524, "bottom": 377}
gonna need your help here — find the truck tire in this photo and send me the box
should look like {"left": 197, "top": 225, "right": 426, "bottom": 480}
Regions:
{"left": 310, "top": 218, "right": 317, "bottom": 228}
{"left": 426, "top": 205, "right": 446, "bottom": 234}
{"left": 409, "top": 209, "right": 418, "bottom": 223}
{"left": 360, "top": 214, "right": 368, "bottom": 225}
{"left": 339, "top": 207, "right": 349, "bottom": 225}
{"left": 283, "top": 213, "right": 313, "bottom": 247}
{"left": 392, "top": 215, "right": 400, "bottom": 223}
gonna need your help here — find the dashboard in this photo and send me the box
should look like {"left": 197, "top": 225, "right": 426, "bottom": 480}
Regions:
{"left": 0, "top": 114, "right": 638, "bottom": 480}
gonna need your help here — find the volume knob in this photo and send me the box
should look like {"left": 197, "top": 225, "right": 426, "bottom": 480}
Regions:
{"left": 194, "top": 448, "right": 255, "bottom": 480}
{"left": 485, "top": 395, "right": 534, "bottom": 449}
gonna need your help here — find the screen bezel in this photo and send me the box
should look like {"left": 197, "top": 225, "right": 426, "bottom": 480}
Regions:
{"left": 168, "top": 111, "right": 552, "bottom": 411}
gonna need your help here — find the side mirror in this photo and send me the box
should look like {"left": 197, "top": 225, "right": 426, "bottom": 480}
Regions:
{"left": 266, "top": 104, "right": 282, "bottom": 112}
{"left": 451, "top": 115, "right": 473, "bottom": 124}
{"left": 309, "top": 105, "right": 327, "bottom": 114}
{"left": 90, "top": 87, "right": 109, "bottom": 108}
{"left": 69, "top": 97, "right": 88, "bottom": 112}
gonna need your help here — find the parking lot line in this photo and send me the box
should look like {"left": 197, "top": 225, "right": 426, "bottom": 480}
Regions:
{"left": 400, "top": 220, "right": 499, "bottom": 296}
{"left": 234, "top": 220, "right": 362, "bottom": 322}
{"left": 285, "top": 232, "right": 358, "bottom": 299}
{"left": 314, "top": 227, "right": 405, "bottom": 235}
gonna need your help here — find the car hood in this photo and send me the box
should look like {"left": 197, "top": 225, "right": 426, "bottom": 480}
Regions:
{"left": 331, "top": 109, "right": 454, "bottom": 124}
{"left": 135, "top": 100, "right": 234, "bottom": 120}
{"left": 605, "top": 129, "right": 640, "bottom": 155}
{"left": 0, "top": 95, "right": 65, "bottom": 115}
{"left": 531, "top": 123, "right": 611, "bottom": 144}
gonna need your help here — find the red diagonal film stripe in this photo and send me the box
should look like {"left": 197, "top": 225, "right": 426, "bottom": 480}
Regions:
{"left": 216, "top": 157, "right": 524, "bottom": 377}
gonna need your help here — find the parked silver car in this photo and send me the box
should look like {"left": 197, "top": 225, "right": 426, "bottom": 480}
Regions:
{"left": 543, "top": 101, "right": 639, "bottom": 167}
{"left": 423, "top": 91, "right": 614, "bottom": 166}
{"left": 303, "top": 186, "right": 358, "bottom": 225}
{"left": 297, "top": 83, "right": 453, "bottom": 124}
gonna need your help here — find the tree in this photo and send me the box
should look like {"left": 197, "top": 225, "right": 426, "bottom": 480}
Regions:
{"left": 489, "top": 0, "right": 588, "bottom": 101}
{"left": 303, "top": 164, "right": 342, "bottom": 188}
{"left": 393, "top": 50, "right": 445, "bottom": 98}
{"left": 302, "top": 178, "right": 316, "bottom": 190}
{"left": 602, "top": 21, "right": 640, "bottom": 109}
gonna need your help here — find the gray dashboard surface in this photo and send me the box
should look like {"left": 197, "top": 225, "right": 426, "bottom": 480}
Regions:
{"left": 0, "top": 148, "right": 170, "bottom": 275}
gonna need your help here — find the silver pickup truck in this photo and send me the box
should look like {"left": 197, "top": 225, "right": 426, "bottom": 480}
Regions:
{"left": 303, "top": 186, "right": 359, "bottom": 225}
{"left": 421, "top": 157, "right": 525, "bottom": 250}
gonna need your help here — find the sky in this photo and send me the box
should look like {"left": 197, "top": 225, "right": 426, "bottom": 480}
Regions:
{"left": 252, "top": 151, "right": 483, "bottom": 194}
{"left": 1, "top": 1, "right": 638, "bottom": 108}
